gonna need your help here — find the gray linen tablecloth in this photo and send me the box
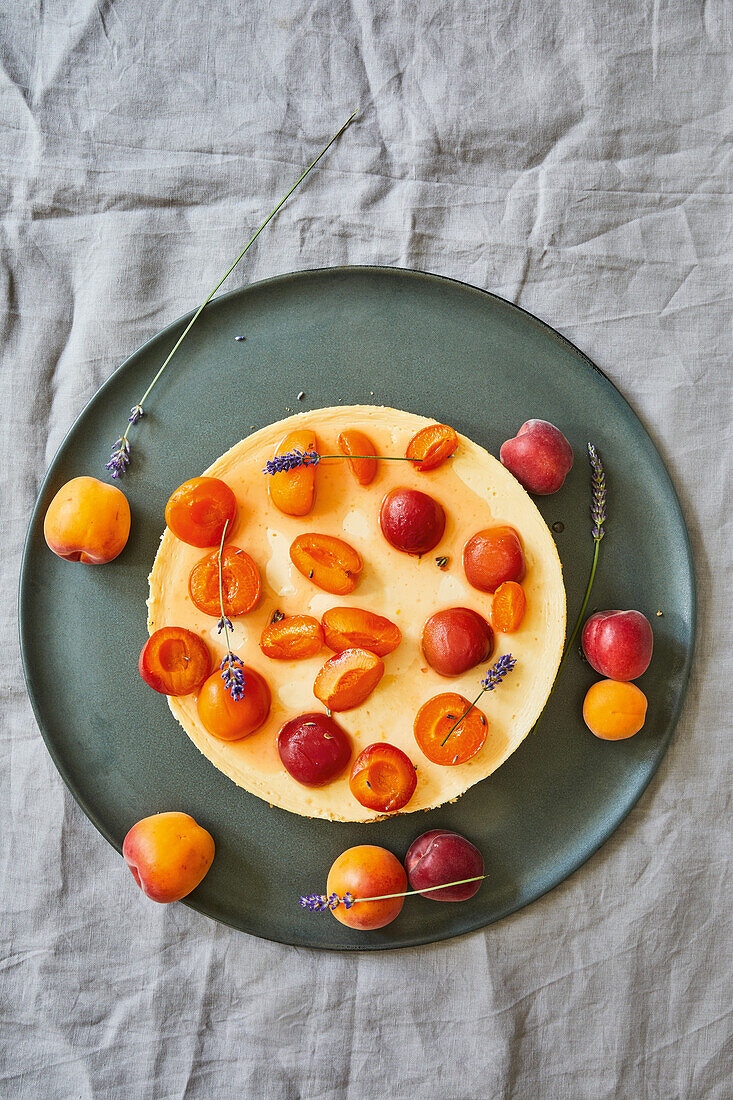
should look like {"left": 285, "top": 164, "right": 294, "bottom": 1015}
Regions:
{"left": 2, "top": 1, "right": 731, "bottom": 1096}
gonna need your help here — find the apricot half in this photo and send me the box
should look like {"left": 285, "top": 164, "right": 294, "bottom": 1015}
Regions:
{"left": 269, "top": 429, "right": 318, "bottom": 516}
{"left": 290, "top": 533, "right": 363, "bottom": 595}
{"left": 338, "top": 429, "right": 378, "bottom": 485}
{"left": 313, "top": 648, "right": 385, "bottom": 712}
{"left": 321, "top": 606, "right": 401, "bottom": 657}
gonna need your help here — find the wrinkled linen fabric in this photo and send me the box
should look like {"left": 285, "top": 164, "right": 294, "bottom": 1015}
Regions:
{"left": 1, "top": 0, "right": 731, "bottom": 1096}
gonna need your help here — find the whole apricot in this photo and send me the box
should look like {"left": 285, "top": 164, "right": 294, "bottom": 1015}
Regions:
{"left": 122, "top": 811, "right": 215, "bottom": 903}
{"left": 583, "top": 679, "right": 648, "bottom": 740}
{"left": 327, "top": 845, "right": 407, "bottom": 930}
{"left": 44, "top": 476, "right": 131, "bottom": 564}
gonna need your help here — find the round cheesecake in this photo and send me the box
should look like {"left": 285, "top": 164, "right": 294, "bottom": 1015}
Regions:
{"left": 147, "top": 406, "right": 566, "bottom": 822}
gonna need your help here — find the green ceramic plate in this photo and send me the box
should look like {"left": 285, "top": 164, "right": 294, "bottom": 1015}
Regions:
{"left": 19, "top": 267, "right": 695, "bottom": 950}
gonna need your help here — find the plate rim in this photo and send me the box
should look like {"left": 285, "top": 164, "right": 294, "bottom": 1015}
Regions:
{"left": 18, "top": 264, "right": 697, "bottom": 950}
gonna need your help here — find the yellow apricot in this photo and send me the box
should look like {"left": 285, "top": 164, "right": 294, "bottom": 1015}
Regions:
{"left": 44, "top": 476, "right": 130, "bottom": 564}
{"left": 583, "top": 679, "right": 647, "bottom": 740}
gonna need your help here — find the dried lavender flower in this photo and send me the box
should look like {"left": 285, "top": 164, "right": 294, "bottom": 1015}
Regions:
{"left": 299, "top": 892, "right": 348, "bottom": 912}
{"left": 220, "top": 654, "right": 245, "bottom": 701}
{"left": 105, "top": 437, "right": 130, "bottom": 478}
{"left": 263, "top": 449, "right": 321, "bottom": 474}
{"left": 441, "top": 654, "right": 517, "bottom": 746}
{"left": 128, "top": 404, "right": 144, "bottom": 425}
{"left": 299, "top": 880, "right": 485, "bottom": 914}
{"left": 588, "top": 443, "right": 607, "bottom": 540}
{"left": 481, "top": 653, "right": 517, "bottom": 691}
{"left": 554, "top": 441, "right": 609, "bottom": 681}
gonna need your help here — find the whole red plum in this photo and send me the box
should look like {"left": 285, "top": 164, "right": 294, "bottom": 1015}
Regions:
{"left": 405, "top": 830, "right": 484, "bottom": 901}
{"left": 582, "top": 610, "right": 653, "bottom": 681}
{"left": 500, "top": 419, "right": 573, "bottom": 495}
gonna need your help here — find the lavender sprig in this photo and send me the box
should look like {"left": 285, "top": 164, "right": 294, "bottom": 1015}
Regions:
{"left": 481, "top": 653, "right": 517, "bottom": 691}
{"left": 103, "top": 109, "right": 358, "bottom": 479}
{"left": 556, "top": 443, "right": 607, "bottom": 677}
{"left": 441, "top": 655, "right": 517, "bottom": 747}
{"left": 300, "top": 892, "right": 355, "bottom": 912}
{"left": 588, "top": 443, "right": 607, "bottom": 540}
{"left": 105, "top": 437, "right": 130, "bottom": 478}
{"left": 220, "top": 653, "right": 246, "bottom": 701}
{"left": 264, "top": 449, "right": 321, "bottom": 474}
{"left": 263, "top": 448, "right": 417, "bottom": 475}
{"left": 216, "top": 519, "right": 246, "bottom": 701}
{"left": 300, "top": 877, "right": 486, "bottom": 913}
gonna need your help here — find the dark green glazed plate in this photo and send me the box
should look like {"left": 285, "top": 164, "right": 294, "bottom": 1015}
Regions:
{"left": 19, "top": 267, "right": 695, "bottom": 950}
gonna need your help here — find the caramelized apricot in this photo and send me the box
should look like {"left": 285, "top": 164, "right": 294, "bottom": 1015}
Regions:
{"left": 290, "top": 533, "right": 363, "bottom": 595}
{"left": 321, "top": 607, "right": 401, "bottom": 657}
{"left": 414, "top": 693, "right": 488, "bottom": 765}
{"left": 491, "top": 581, "right": 527, "bottom": 633}
{"left": 406, "top": 423, "right": 459, "bottom": 471}
{"left": 188, "top": 546, "right": 261, "bottom": 617}
{"left": 338, "top": 429, "right": 378, "bottom": 486}
{"left": 139, "top": 627, "right": 211, "bottom": 696}
{"left": 165, "top": 477, "right": 237, "bottom": 548}
{"left": 268, "top": 429, "right": 318, "bottom": 516}
{"left": 260, "top": 615, "right": 324, "bottom": 660}
{"left": 583, "top": 680, "right": 648, "bottom": 740}
{"left": 196, "top": 666, "right": 271, "bottom": 741}
{"left": 349, "top": 743, "right": 417, "bottom": 813}
{"left": 463, "top": 526, "right": 526, "bottom": 593}
{"left": 313, "top": 648, "right": 384, "bottom": 711}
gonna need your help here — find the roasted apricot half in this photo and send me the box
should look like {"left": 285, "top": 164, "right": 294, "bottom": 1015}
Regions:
{"left": 268, "top": 429, "right": 318, "bottom": 516}
{"left": 290, "top": 533, "right": 363, "bottom": 595}
{"left": 165, "top": 477, "right": 237, "bottom": 548}
{"left": 188, "top": 546, "right": 261, "bottom": 617}
{"left": 139, "top": 627, "right": 211, "bottom": 696}
{"left": 414, "top": 692, "right": 488, "bottom": 765}
{"left": 406, "top": 423, "right": 458, "bottom": 471}
{"left": 321, "top": 607, "right": 401, "bottom": 657}
{"left": 338, "top": 429, "right": 378, "bottom": 486}
{"left": 196, "top": 666, "right": 271, "bottom": 741}
{"left": 491, "top": 581, "right": 527, "bottom": 633}
{"left": 260, "top": 615, "right": 324, "bottom": 660}
{"left": 313, "top": 648, "right": 384, "bottom": 711}
{"left": 349, "top": 743, "right": 417, "bottom": 813}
